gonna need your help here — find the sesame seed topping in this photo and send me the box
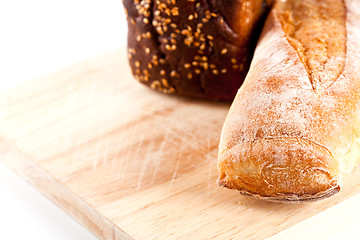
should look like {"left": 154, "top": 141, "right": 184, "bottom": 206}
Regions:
{"left": 171, "top": 7, "right": 179, "bottom": 16}
{"left": 221, "top": 48, "right": 228, "bottom": 55}
{"left": 170, "top": 70, "right": 177, "bottom": 77}
{"left": 161, "top": 78, "right": 169, "bottom": 87}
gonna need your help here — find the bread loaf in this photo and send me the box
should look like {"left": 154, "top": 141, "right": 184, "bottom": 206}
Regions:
{"left": 217, "top": 0, "right": 360, "bottom": 201}
{"left": 123, "top": 0, "right": 272, "bottom": 101}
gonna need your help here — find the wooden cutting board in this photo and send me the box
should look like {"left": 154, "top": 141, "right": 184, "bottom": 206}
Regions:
{"left": 1, "top": 48, "right": 360, "bottom": 240}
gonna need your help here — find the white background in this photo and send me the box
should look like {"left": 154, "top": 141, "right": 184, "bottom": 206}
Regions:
{"left": 0, "top": 0, "right": 126, "bottom": 239}
{"left": 0, "top": 0, "right": 359, "bottom": 239}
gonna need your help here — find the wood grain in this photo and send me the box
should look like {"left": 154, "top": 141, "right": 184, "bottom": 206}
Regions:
{"left": 1, "top": 48, "right": 360, "bottom": 239}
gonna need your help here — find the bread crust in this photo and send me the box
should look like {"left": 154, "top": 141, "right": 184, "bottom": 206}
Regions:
{"left": 218, "top": 0, "right": 360, "bottom": 201}
{"left": 123, "top": 0, "right": 272, "bottom": 101}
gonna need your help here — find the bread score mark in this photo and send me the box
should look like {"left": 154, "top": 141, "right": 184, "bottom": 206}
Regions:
{"left": 278, "top": 0, "right": 347, "bottom": 92}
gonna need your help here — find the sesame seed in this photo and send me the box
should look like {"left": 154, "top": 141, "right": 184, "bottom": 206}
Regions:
{"left": 145, "top": 48, "right": 150, "bottom": 54}
{"left": 150, "top": 80, "right": 161, "bottom": 89}
{"left": 205, "top": 10, "right": 211, "bottom": 19}
{"left": 221, "top": 48, "right": 228, "bottom": 55}
{"left": 184, "top": 63, "right": 191, "bottom": 69}
{"left": 161, "top": 78, "right": 169, "bottom": 87}
{"left": 160, "top": 70, "right": 166, "bottom": 76}
{"left": 187, "top": 73, "right": 193, "bottom": 79}
{"left": 143, "top": 18, "right": 149, "bottom": 24}
{"left": 164, "top": 18, "right": 171, "bottom": 24}
{"left": 181, "top": 29, "right": 189, "bottom": 35}
{"left": 171, "top": 7, "right": 179, "bottom": 16}
{"left": 135, "top": 61, "right": 140, "bottom": 68}
{"left": 170, "top": 70, "right": 177, "bottom": 77}
{"left": 203, "top": 62, "right": 208, "bottom": 70}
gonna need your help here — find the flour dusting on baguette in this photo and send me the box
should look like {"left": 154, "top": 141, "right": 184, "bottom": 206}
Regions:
{"left": 278, "top": 0, "right": 346, "bottom": 91}
{"left": 218, "top": 0, "right": 360, "bottom": 201}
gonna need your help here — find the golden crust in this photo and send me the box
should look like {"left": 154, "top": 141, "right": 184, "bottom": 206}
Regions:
{"left": 218, "top": 137, "right": 339, "bottom": 201}
{"left": 217, "top": 0, "right": 360, "bottom": 201}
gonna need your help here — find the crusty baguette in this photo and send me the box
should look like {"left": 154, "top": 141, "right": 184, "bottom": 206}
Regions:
{"left": 123, "top": 0, "right": 272, "bottom": 101}
{"left": 217, "top": 0, "right": 360, "bottom": 201}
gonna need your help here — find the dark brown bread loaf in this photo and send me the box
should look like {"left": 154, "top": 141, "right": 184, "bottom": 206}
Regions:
{"left": 123, "top": 0, "right": 273, "bottom": 101}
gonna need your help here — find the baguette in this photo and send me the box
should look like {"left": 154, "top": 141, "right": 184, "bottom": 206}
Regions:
{"left": 123, "top": 0, "right": 272, "bottom": 101}
{"left": 217, "top": 0, "right": 360, "bottom": 201}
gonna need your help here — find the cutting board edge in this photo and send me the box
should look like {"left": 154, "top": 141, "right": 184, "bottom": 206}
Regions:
{"left": 0, "top": 137, "right": 133, "bottom": 240}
